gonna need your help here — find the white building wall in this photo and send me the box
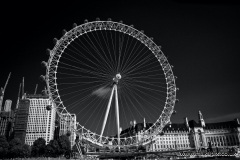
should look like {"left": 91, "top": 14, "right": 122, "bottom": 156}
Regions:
{"left": 25, "top": 98, "right": 56, "bottom": 146}
{"left": 150, "top": 132, "right": 191, "bottom": 151}
{"left": 4, "top": 99, "right": 12, "bottom": 112}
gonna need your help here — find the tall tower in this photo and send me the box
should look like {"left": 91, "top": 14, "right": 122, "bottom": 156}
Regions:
{"left": 14, "top": 99, "right": 30, "bottom": 144}
{"left": 198, "top": 110, "right": 205, "bottom": 127}
{"left": 24, "top": 93, "right": 56, "bottom": 145}
{"left": 0, "top": 73, "right": 11, "bottom": 112}
{"left": 4, "top": 99, "right": 12, "bottom": 112}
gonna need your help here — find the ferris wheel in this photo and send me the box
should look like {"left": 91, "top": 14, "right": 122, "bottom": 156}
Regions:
{"left": 42, "top": 18, "right": 177, "bottom": 149}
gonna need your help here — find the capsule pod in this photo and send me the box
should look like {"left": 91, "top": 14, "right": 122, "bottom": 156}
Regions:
{"left": 96, "top": 17, "right": 100, "bottom": 21}
{"left": 46, "top": 48, "right": 51, "bottom": 55}
{"left": 107, "top": 18, "right": 112, "bottom": 21}
{"left": 41, "top": 61, "right": 47, "bottom": 68}
{"left": 73, "top": 23, "right": 77, "bottom": 28}
{"left": 46, "top": 105, "right": 52, "bottom": 110}
{"left": 39, "top": 75, "right": 45, "bottom": 82}
{"left": 84, "top": 19, "right": 88, "bottom": 23}
{"left": 62, "top": 29, "right": 67, "bottom": 35}
{"left": 53, "top": 38, "right": 58, "bottom": 45}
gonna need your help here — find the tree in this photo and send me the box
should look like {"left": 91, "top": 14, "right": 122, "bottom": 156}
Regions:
{"left": 58, "top": 135, "right": 71, "bottom": 156}
{"left": 20, "top": 144, "right": 31, "bottom": 158}
{"left": 45, "top": 139, "right": 60, "bottom": 157}
{"left": 31, "top": 137, "right": 46, "bottom": 157}
{"left": 7, "top": 138, "right": 22, "bottom": 158}
{"left": 0, "top": 135, "right": 9, "bottom": 159}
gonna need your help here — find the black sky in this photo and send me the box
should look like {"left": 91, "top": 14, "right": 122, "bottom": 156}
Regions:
{"left": 1, "top": 1, "right": 240, "bottom": 125}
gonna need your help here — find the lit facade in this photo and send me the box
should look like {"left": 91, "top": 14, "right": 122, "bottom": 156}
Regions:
{"left": 4, "top": 99, "right": 12, "bottom": 112}
{"left": 59, "top": 113, "right": 76, "bottom": 148}
{"left": 24, "top": 94, "right": 56, "bottom": 146}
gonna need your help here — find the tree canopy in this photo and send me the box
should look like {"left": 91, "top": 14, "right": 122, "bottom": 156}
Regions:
{"left": 5, "top": 138, "right": 30, "bottom": 158}
{"left": 31, "top": 137, "right": 46, "bottom": 157}
{"left": 45, "top": 139, "right": 60, "bottom": 157}
{"left": 0, "top": 135, "right": 9, "bottom": 158}
{"left": 58, "top": 135, "right": 71, "bottom": 156}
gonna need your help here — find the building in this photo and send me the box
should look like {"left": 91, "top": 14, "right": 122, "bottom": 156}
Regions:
{"left": 59, "top": 113, "right": 77, "bottom": 148}
{"left": 4, "top": 99, "right": 12, "bottom": 112}
{"left": 14, "top": 99, "right": 30, "bottom": 144}
{"left": 24, "top": 94, "right": 56, "bottom": 146}
{"left": 120, "top": 111, "right": 240, "bottom": 151}
{"left": 189, "top": 111, "right": 240, "bottom": 149}
{"left": 0, "top": 110, "right": 14, "bottom": 141}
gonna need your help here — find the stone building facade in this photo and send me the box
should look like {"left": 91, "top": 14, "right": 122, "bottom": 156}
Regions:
{"left": 120, "top": 111, "right": 240, "bottom": 151}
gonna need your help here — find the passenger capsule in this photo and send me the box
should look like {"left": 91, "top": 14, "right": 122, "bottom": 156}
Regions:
{"left": 46, "top": 105, "right": 52, "bottom": 110}
{"left": 46, "top": 48, "right": 51, "bottom": 55}
{"left": 53, "top": 38, "right": 58, "bottom": 45}
{"left": 41, "top": 61, "right": 47, "bottom": 68}
{"left": 62, "top": 29, "right": 67, "bottom": 35}
{"left": 39, "top": 75, "right": 45, "bottom": 82}
{"left": 73, "top": 23, "right": 77, "bottom": 28}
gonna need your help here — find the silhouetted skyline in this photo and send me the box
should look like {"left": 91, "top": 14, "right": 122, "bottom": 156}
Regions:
{"left": 1, "top": 1, "right": 240, "bottom": 128}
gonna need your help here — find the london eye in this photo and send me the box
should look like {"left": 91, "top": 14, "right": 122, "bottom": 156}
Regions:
{"left": 42, "top": 18, "right": 177, "bottom": 149}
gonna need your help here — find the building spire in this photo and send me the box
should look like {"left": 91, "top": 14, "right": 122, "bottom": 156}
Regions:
{"left": 198, "top": 110, "right": 205, "bottom": 127}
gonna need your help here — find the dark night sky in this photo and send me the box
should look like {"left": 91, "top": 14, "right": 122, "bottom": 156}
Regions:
{"left": 1, "top": 1, "right": 240, "bottom": 127}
